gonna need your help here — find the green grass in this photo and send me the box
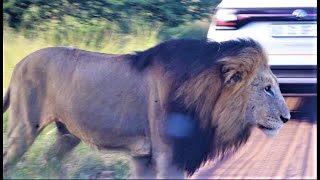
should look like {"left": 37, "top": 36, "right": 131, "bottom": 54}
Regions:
{"left": 2, "top": 25, "right": 161, "bottom": 179}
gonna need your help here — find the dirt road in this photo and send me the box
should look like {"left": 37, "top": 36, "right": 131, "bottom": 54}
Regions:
{"left": 190, "top": 97, "right": 317, "bottom": 179}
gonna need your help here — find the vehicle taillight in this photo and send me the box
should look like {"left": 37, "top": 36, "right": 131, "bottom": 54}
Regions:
{"left": 214, "top": 9, "right": 238, "bottom": 30}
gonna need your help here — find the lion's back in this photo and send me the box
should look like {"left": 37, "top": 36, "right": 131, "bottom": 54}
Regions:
{"left": 10, "top": 46, "right": 125, "bottom": 84}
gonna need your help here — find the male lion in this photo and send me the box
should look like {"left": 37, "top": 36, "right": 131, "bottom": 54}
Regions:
{"left": 3, "top": 38, "right": 290, "bottom": 179}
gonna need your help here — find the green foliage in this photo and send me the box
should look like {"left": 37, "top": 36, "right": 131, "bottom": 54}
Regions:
{"left": 159, "top": 20, "right": 211, "bottom": 40}
{"left": 3, "top": 0, "right": 219, "bottom": 33}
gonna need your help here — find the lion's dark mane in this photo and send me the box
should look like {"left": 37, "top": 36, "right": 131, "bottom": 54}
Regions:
{"left": 129, "top": 38, "right": 262, "bottom": 77}
{"left": 129, "top": 38, "right": 262, "bottom": 176}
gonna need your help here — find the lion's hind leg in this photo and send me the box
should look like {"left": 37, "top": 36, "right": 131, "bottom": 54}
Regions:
{"left": 3, "top": 81, "right": 50, "bottom": 172}
{"left": 3, "top": 124, "right": 38, "bottom": 172}
{"left": 43, "top": 121, "right": 80, "bottom": 178}
{"left": 3, "top": 102, "right": 43, "bottom": 172}
{"left": 45, "top": 121, "right": 80, "bottom": 162}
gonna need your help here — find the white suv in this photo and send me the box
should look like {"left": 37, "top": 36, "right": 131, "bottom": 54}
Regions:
{"left": 207, "top": 0, "right": 317, "bottom": 96}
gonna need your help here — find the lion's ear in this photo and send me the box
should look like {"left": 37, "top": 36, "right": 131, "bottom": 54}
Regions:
{"left": 221, "top": 65, "right": 243, "bottom": 84}
{"left": 219, "top": 47, "right": 266, "bottom": 85}
{"left": 219, "top": 56, "right": 259, "bottom": 85}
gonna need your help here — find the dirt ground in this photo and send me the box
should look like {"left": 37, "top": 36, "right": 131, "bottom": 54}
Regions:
{"left": 189, "top": 119, "right": 317, "bottom": 179}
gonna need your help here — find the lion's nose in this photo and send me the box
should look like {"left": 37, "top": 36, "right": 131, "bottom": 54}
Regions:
{"left": 280, "top": 115, "right": 290, "bottom": 123}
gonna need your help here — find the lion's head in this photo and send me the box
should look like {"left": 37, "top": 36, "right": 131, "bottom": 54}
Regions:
{"left": 246, "top": 66, "right": 291, "bottom": 137}
{"left": 213, "top": 42, "right": 291, "bottom": 142}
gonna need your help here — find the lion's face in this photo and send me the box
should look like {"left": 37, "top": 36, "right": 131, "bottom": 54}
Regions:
{"left": 246, "top": 67, "right": 291, "bottom": 137}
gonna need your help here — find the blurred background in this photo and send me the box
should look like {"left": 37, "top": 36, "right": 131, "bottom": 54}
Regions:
{"left": 3, "top": 0, "right": 221, "bottom": 179}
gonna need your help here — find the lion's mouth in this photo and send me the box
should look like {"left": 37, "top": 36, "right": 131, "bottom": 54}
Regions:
{"left": 257, "top": 124, "right": 276, "bottom": 131}
{"left": 257, "top": 123, "right": 282, "bottom": 137}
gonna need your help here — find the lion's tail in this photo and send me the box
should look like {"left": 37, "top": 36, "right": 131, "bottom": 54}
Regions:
{"left": 3, "top": 87, "right": 10, "bottom": 114}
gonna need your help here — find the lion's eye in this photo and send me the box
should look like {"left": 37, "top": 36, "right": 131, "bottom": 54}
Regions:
{"left": 264, "top": 85, "right": 273, "bottom": 95}
{"left": 265, "top": 85, "right": 271, "bottom": 91}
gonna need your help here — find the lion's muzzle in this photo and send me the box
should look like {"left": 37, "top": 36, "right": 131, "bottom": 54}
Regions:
{"left": 280, "top": 115, "right": 289, "bottom": 123}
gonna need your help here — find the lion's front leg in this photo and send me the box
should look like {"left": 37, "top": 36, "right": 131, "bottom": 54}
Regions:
{"left": 130, "top": 156, "right": 156, "bottom": 179}
{"left": 147, "top": 76, "right": 185, "bottom": 179}
{"left": 153, "top": 152, "right": 185, "bottom": 179}
{"left": 147, "top": 106, "right": 185, "bottom": 179}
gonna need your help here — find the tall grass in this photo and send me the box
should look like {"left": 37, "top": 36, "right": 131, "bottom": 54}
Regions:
{"left": 3, "top": 24, "right": 160, "bottom": 179}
